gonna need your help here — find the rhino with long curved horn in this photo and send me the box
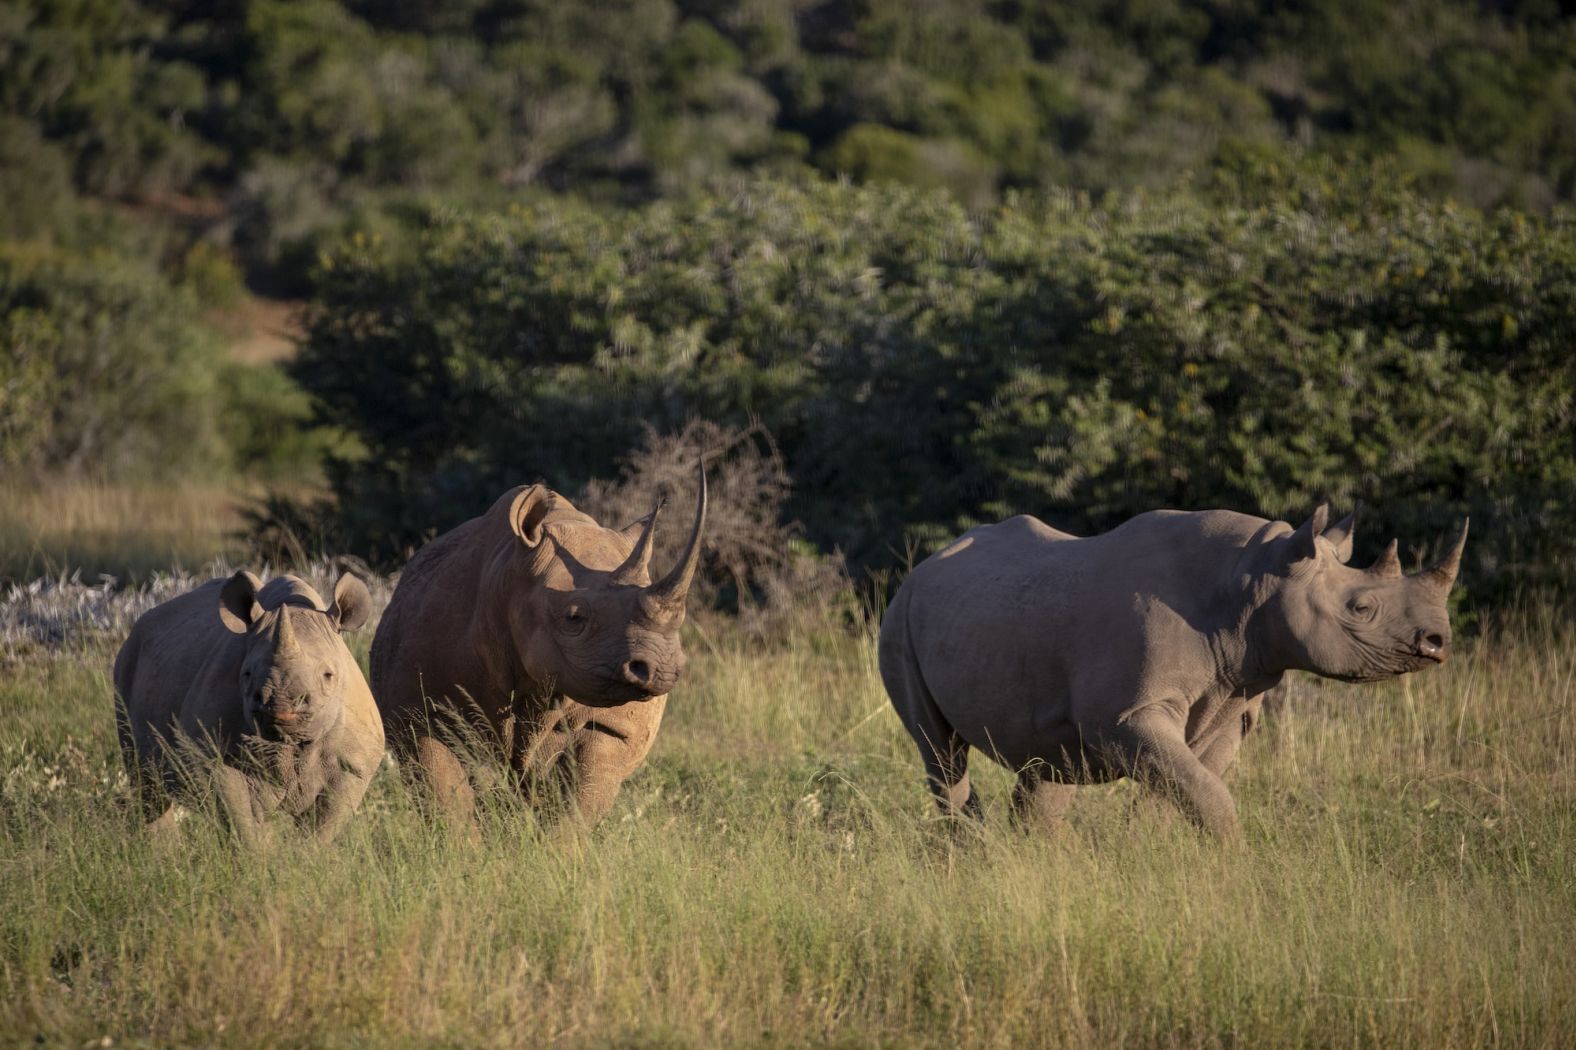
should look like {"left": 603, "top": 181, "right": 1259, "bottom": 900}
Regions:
{"left": 372, "top": 458, "right": 710, "bottom": 828}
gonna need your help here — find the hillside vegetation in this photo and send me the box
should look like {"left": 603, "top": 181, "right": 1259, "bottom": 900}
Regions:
{"left": 4, "top": 5, "right": 1576, "bottom": 600}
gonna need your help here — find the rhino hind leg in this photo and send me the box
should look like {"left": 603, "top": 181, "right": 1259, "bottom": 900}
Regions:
{"left": 903, "top": 714, "right": 981, "bottom": 821}
{"left": 882, "top": 678, "right": 979, "bottom": 818}
{"left": 1011, "top": 770, "right": 1075, "bottom": 833}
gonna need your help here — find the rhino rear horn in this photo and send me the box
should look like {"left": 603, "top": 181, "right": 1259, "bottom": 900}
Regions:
{"left": 1421, "top": 519, "right": 1469, "bottom": 593}
{"left": 1367, "top": 538, "right": 1403, "bottom": 579}
{"left": 643, "top": 460, "right": 707, "bottom": 616}
{"left": 612, "top": 498, "right": 665, "bottom": 586}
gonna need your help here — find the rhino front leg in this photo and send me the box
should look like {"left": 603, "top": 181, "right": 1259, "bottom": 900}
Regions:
{"left": 1196, "top": 694, "right": 1265, "bottom": 779}
{"left": 409, "top": 734, "right": 478, "bottom": 829}
{"left": 558, "top": 726, "right": 649, "bottom": 827}
{"left": 1114, "top": 706, "right": 1241, "bottom": 840}
{"left": 213, "top": 764, "right": 275, "bottom": 850}
{"left": 310, "top": 769, "right": 375, "bottom": 844}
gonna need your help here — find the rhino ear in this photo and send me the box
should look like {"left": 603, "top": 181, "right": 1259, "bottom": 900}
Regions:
{"left": 1287, "top": 503, "right": 1330, "bottom": 563}
{"left": 1321, "top": 502, "right": 1360, "bottom": 564}
{"left": 508, "top": 485, "right": 553, "bottom": 548}
{"left": 330, "top": 572, "right": 373, "bottom": 633}
{"left": 219, "top": 570, "right": 263, "bottom": 634}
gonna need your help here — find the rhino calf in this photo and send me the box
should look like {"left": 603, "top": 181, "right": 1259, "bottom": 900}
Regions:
{"left": 114, "top": 571, "right": 384, "bottom": 846}
{"left": 879, "top": 505, "right": 1466, "bottom": 839}
{"left": 370, "top": 465, "right": 706, "bottom": 828}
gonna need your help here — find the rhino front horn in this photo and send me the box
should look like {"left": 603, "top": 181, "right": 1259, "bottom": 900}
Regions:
{"left": 1421, "top": 518, "right": 1469, "bottom": 592}
{"left": 643, "top": 460, "right": 707, "bottom": 616}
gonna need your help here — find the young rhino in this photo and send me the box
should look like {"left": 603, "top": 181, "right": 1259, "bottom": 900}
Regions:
{"left": 115, "top": 570, "right": 384, "bottom": 846}
{"left": 879, "top": 504, "right": 1466, "bottom": 839}
{"left": 370, "top": 466, "right": 706, "bottom": 827}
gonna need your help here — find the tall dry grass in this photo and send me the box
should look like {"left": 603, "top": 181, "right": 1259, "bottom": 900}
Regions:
{"left": 0, "top": 566, "right": 1572, "bottom": 1047}
{"left": 0, "top": 481, "right": 246, "bottom": 584}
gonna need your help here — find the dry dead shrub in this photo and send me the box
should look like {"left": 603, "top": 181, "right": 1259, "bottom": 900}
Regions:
{"left": 577, "top": 420, "right": 850, "bottom": 631}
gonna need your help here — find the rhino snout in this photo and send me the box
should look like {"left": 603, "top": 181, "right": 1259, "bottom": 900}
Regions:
{"left": 620, "top": 655, "right": 682, "bottom": 696}
{"left": 253, "top": 688, "right": 311, "bottom": 724}
{"left": 1413, "top": 627, "right": 1449, "bottom": 663}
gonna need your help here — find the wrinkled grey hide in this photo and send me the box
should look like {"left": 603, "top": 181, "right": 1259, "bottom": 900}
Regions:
{"left": 879, "top": 505, "right": 1466, "bottom": 839}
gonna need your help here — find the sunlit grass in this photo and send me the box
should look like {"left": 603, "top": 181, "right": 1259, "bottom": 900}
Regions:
{"left": 1, "top": 567, "right": 1573, "bottom": 1047}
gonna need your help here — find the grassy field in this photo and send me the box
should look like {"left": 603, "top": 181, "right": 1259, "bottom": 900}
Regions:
{"left": 2, "top": 555, "right": 1574, "bottom": 1047}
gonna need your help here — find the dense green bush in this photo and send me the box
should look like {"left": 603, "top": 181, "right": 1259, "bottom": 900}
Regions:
{"left": 297, "top": 172, "right": 1575, "bottom": 600}
{"left": 0, "top": 242, "right": 228, "bottom": 478}
{"left": 0, "top": 241, "right": 328, "bottom": 482}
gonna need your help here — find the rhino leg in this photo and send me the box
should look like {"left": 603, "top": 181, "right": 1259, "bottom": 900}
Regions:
{"left": 310, "top": 770, "right": 375, "bottom": 844}
{"left": 409, "top": 733, "right": 478, "bottom": 828}
{"left": 563, "top": 732, "right": 632, "bottom": 826}
{"left": 906, "top": 718, "right": 980, "bottom": 821}
{"left": 1195, "top": 694, "right": 1265, "bottom": 778}
{"left": 213, "top": 764, "right": 276, "bottom": 851}
{"left": 1011, "top": 770, "right": 1075, "bottom": 833}
{"left": 1113, "top": 706, "right": 1242, "bottom": 840}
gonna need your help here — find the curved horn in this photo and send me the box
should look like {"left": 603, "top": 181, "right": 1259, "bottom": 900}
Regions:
{"left": 1367, "top": 538, "right": 1403, "bottom": 579}
{"left": 1421, "top": 518, "right": 1469, "bottom": 592}
{"left": 644, "top": 460, "right": 707, "bottom": 614}
{"left": 612, "top": 499, "right": 664, "bottom": 586}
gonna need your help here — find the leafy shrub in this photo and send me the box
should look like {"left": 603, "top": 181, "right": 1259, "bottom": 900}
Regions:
{"left": 0, "top": 241, "right": 330, "bottom": 484}
{"left": 296, "top": 172, "right": 1576, "bottom": 602}
{"left": 0, "top": 242, "right": 228, "bottom": 478}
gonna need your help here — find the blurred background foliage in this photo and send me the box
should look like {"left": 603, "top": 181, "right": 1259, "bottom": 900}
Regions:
{"left": 2, "top": 0, "right": 1574, "bottom": 601}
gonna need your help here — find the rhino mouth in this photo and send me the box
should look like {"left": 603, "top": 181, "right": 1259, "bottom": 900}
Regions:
{"left": 1325, "top": 650, "right": 1441, "bottom": 684}
{"left": 575, "top": 679, "right": 668, "bottom": 707}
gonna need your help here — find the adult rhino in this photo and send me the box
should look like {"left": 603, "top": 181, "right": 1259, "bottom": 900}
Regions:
{"left": 115, "top": 570, "right": 383, "bottom": 846}
{"left": 879, "top": 505, "right": 1467, "bottom": 839}
{"left": 370, "top": 466, "right": 706, "bottom": 826}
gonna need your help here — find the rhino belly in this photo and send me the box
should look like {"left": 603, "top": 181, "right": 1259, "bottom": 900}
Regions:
{"left": 920, "top": 639, "right": 1113, "bottom": 778}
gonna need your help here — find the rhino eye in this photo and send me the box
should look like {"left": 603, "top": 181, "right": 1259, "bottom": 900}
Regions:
{"left": 322, "top": 669, "right": 334, "bottom": 681}
{"left": 562, "top": 606, "right": 588, "bottom": 634}
{"left": 1349, "top": 598, "right": 1377, "bottom": 621}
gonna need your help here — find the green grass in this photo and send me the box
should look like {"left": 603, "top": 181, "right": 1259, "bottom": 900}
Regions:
{"left": 2, "top": 579, "right": 1573, "bottom": 1047}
